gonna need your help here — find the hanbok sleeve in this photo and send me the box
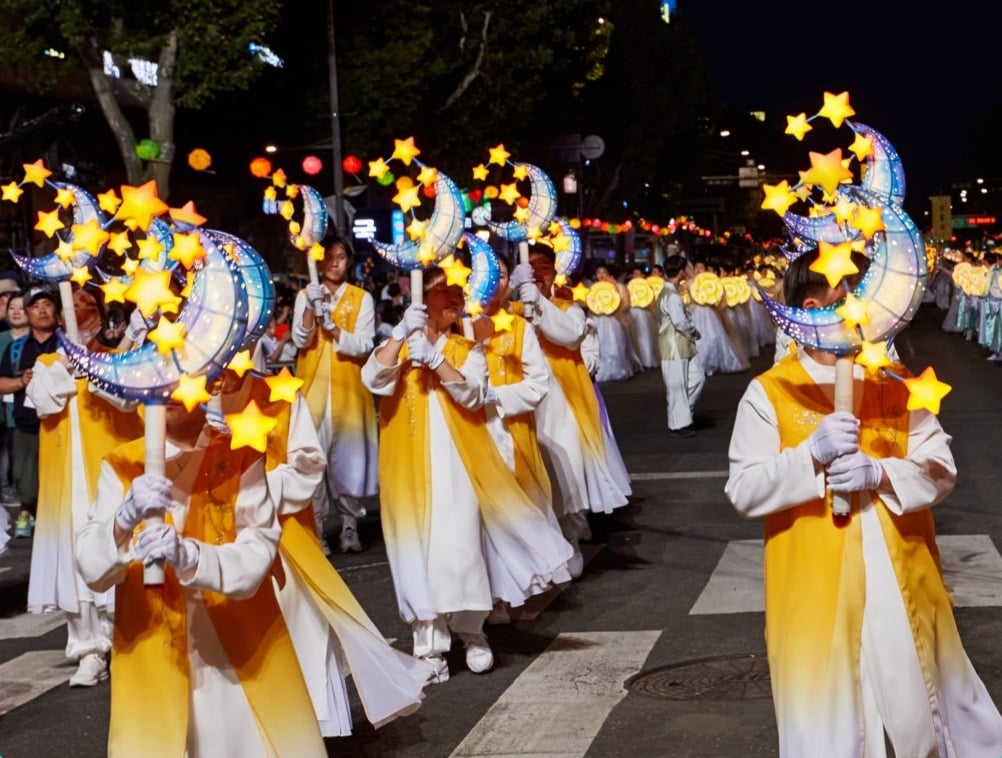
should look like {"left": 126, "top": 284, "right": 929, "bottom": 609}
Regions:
{"left": 877, "top": 409, "right": 956, "bottom": 515}
{"left": 361, "top": 350, "right": 402, "bottom": 396}
{"left": 492, "top": 324, "right": 549, "bottom": 418}
{"left": 182, "top": 457, "right": 280, "bottom": 600}
{"left": 724, "top": 379, "right": 827, "bottom": 518}
{"left": 531, "top": 297, "right": 587, "bottom": 348}
{"left": 25, "top": 358, "right": 77, "bottom": 417}
{"left": 335, "top": 291, "right": 375, "bottom": 357}
{"left": 440, "top": 343, "right": 487, "bottom": 410}
{"left": 266, "top": 394, "right": 326, "bottom": 516}
{"left": 76, "top": 461, "right": 133, "bottom": 593}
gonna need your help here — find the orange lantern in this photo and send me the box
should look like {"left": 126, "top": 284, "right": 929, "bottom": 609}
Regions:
{"left": 187, "top": 148, "right": 212, "bottom": 171}
{"left": 250, "top": 156, "right": 272, "bottom": 178}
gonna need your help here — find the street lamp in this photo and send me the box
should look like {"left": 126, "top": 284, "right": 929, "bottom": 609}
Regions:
{"left": 326, "top": 0, "right": 346, "bottom": 235}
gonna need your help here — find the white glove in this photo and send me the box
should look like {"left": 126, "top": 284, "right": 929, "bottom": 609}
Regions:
{"left": 115, "top": 473, "right": 173, "bottom": 532}
{"left": 826, "top": 451, "right": 884, "bottom": 493}
{"left": 509, "top": 263, "right": 535, "bottom": 290}
{"left": 136, "top": 523, "right": 200, "bottom": 574}
{"left": 484, "top": 385, "right": 499, "bottom": 405}
{"left": 807, "top": 411, "right": 859, "bottom": 465}
{"left": 305, "top": 283, "right": 326, "bottom": 305}
{"left": 124, "top": 308, "right": 157, "bottom": 345}
{"left": 518, "top": 281, "right": 540, "bottom": 307}
{"left": 406, "top": 333, "right": 445, "bottom": 370}
{"left": 391, "top": 303, "right": 428, "bottom": 342}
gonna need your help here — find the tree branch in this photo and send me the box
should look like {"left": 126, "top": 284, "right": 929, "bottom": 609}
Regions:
{"left": 439, "top": 10, "right": 491, "bottom": 113}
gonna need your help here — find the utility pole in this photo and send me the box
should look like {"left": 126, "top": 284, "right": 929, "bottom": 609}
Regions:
{"left": 326, "top": 0, "right": 346, "bottom": 235}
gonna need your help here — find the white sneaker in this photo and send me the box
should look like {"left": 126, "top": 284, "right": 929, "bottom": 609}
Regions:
{"left": 459, "top": 633, "right": 494, "bottom": 674}
{"left": 423, "top": 654, "right": 449, "bottom": 685}
{"left": 339, "top": 525, "right": 362, "bottom": 553}
{"left": 567, "top": 539, "right": 584, "bottom": 580}
{"left": 69, "top": 653, "right": 108, "bottom": 687}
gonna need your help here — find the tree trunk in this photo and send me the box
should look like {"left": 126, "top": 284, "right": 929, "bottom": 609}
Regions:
{"left": 146, "top": 29, "right": 179, "bottom": 199}
{"left": 439, "top": 11, "right": 491, "bottom": 113}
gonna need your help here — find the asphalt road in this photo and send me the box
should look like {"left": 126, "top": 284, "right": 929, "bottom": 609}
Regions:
{"left": 2, "top": 301, "right": 1001, "bottom": 758}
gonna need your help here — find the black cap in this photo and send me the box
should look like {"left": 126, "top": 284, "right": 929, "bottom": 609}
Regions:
{"left": 25, "top": 286, "right": 57, "bottom": 307}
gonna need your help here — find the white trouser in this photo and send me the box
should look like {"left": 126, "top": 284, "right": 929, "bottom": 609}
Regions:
{"left": 65, "top": 601, "right": 112, "bottom": 660}
{"left": 412, "top": 611, "right": 489, "bottom": 657}
{"left": 661, "top": 356, "right": 705, "bottom": 430}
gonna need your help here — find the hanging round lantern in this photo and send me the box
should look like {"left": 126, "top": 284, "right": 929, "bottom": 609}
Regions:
{"left": 394, "top": 175, "right": 414, "bottom": 191}
{"left": 516, "top": 196, "right": 529, "bottom": 209}
{"left": 302, "top": 155, "right": 323, "bottom": 175}
{"left": 377, "top": 171, "right": 395, "bottom": 187}
{"left": 422, "top": 183, "right": 437, "bottom": 199}
{"left": 468, "top": 188, "right": 483, "bottom": 203}
{"left": 187, "top": 148, "right": 212, "bottom": 171}
{"left": 250, "top": 156, "right": 272, "bottom": 178}
{"left": 135, "top": 139, "right": 160, "bottom": 161}
{"left": 342, "top": 154, "right": 363, "bottom": 175}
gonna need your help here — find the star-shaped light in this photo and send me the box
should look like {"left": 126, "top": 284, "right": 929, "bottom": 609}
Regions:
{"left": 406, "top": 217, "right": 428, "bottom": 241}
{"left": 417, "top": 243, "right": 437, "bottom": 266}
{"left": 2, "top": 182, "right": 23, "bottom": 203}
{"left": 308, "top": 242, "right": 325, "bottom": 261}
{"left": 70, "top": 218, "right": 110, "bottom": 256}
{"left": 125, "top": 269, "right": 177, "bottom": 318}
{"left": 225, "top": 399, "right": 278, "bottom": 453}
{"left": 832, "top": 196, "right": 857, "bottom": 225}
{"left": 263, "top": 186, "right": 277, "bottom": 201}
{"left": 850, "top": 205, "right": 886, "bottom": 240}
{"left": 554, "top": 273, "right": 568, "bottom": 287}
{"left": 810, "top": 240, "right": 859, "bottom": 288}
{"left": 803, "top": 148, "right": 854, "bottom": 196}
{"left": 227, "top": 349, "right": 256, "bottom": 378}
{"left": 101, "top": 276, "right": 130, "bottom": 304}
{"left": 513, "top": 206, "right": 530, "bottom": 223}
{"left": 784, "top": 113, "right": 813, "bottom": 141}
{"left": 54, "top": 239, "right": 74, "bottom": 261}
{"left": 903, "top": 366, "right": 952, "bottom": 414}
{"left": 416, "top": 165, "right": 437, "bottom": 186}
{"left": 35, "top": 209, "right": 65, "bottom": 238}
{"left": 53, "top": 187, "right": 76, "bottom": 209}
{"left": 498, "top": 183, "right": 521, "bottom": 205}
{"left": 491, "top": 309, "right": 515, "bottom": 332}
{"left": 122, "top": 257, "right": 140, "bottom": 275}
{"left": 848, "top": 133, "right": 874, "bottom": 161}
{"left": 512, "top": 163, "right": 529, "bottom": 180}
{"left": 856, "top": 341, "right": 891, "bottom": 371}
{"left": 571, "top": 282, "right": 590, "bottom": 302}
{"left": 168, "top": 231, "right": 207, "bottom": 268}
{"left": 392, "top": 184, "right": 422, "bottom": 213}
{"left": 488, "top": 144, "right": 510, "bottom": 166}
{"left": 136, "top": 234, "right": 165, "bottom": 261}
{"left": 170, "top": 200, "right": 207, "bottom": 228}
{"left": 117, "top": 181, "right": 169, "bottom": 230}
{"left": 391, "top": 136, "right": 421, "bottom": 165}
{"left": 148, "top": 316, "right": 187, "bottom": 356}
{"left": 22, "top": 159, "right": 51, "bottom": 187}
{"left": 817, "top": 91, "right": 855, "bottom": 128}
{"left": 443, "top": 258, "right": 472, "bottom": 287}
{"left": 264, "top": 367, "right": 304, "bottom": 403}
{"left": 548, "top": 232, "right": 571, "bottom": 254}
{"left": 835, "top": 292, "right": 870, "bottom": 329}
{"left": 279, "top": 200, "right": 294, "bottom": 220}
{"left": 70, "top": 266, "right": 92, "bottom": 286}
{"left": 271, "top": 169, "right": 287, "bottom": 188}
{"left": 760, "top": 180, "right": 797, "bottom": 217}
{"left": 368, "top": 157, "right": 390, "bottom": 179}
{"left": 171, "top": 374, "right": 211, "bottom": 412}
{"left": 472, "top": 163, "right": 489, "bottom": 181}
{"left": 284, "top": 184, "right": 300, "bottom": 199}
{"left": 107, "top": 231, "right": 132, "bottom": 256}
{"left": 97, "top": 189, "right": 121, "bottom": 214}
{"left": 465, "top": 300, "right": 483, "bottom": 317}
{"left": 179, "top": 271, "right": 195, "bottom": 298}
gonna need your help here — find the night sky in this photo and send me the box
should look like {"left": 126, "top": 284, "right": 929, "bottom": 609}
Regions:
{"left": 681, "top": 1, "right": 1002, "bottom": 192}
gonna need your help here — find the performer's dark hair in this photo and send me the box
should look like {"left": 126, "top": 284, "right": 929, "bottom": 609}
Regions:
{"left": 664, "top": 255, "right": 688, "bottom": 279}
{"left": 783, "top": 248, "right": 870, "bottom": 308}
{"left": 530, "top": 246, "right": 556, "bottom": 265}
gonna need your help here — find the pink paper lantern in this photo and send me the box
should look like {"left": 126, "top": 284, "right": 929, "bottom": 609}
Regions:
{"left": 302, "top": 155, "right": 323, "bottom": 175}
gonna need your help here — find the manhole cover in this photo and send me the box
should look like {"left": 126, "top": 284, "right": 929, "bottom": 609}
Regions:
{"left": 626, "top": 653, "right": 772, "bottom": 701}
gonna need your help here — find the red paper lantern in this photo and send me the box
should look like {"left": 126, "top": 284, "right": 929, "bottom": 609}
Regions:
{"left": 422, "top": 183, "right": 437, "bottom": 199}
{"left": 302, "top": 155, "right": 323, "bottom": 175}
{"left": 516, "top": 196, "right": 529, "bottom": 209}
{"left": 342, "top": 154, "right": 363, "bottom": 175}
{"left": 468, "top": 189, "right": 483, "bottom": 203}
{"left": 250, "top": 157, "right": 272, "bottom": 178}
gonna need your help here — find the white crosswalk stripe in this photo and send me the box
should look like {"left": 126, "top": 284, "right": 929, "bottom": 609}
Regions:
{"left": 691, "top": 533, "right": 1002, "bottom": 615}
{"left": 449, "top": 630, "right": 661, "bottom": 758}
{"left": 0, "top": 610, "right": 65, "bottom": 639}
{"left": 0, "top": 650, "right": 73, "bottom": 716}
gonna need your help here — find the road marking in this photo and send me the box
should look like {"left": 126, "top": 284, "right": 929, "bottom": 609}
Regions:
{"left": 630, "top": 470, "right": 729, "bottom": 481}
{"left": 0, "top": 611, "right": 65, "bottom": 639}
{"left": 0, "top": 650, "right": 73, "bottom": 716}
{"left": 690, "top": 534, "right": 1002, "bottom": 615}
{"left": 449, "top": 630, "right": 661, "bottom": 758}
{"left": 0, "top": 566, "right": 10, "bottom": 575}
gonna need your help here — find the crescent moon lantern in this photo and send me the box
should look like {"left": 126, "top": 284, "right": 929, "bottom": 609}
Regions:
{"left": 60, "top": 231, "right": 249, "bottom": 402}
{"left": 850, "top": 121, "right": 906, "bottom": 207}
{"left": 11, "top": 182, "right": 105, "bottom": 281}
{"left": 462, "top": 232, "right": 501, "bottom": 312}
{"left": 293, "top": 184, "right": 329, "bottom": 249}
{"left": 762, "top": 187, "right": 926, "bottom": 354}
{"left": 207, "top": 229, "right": 275, "bottom": 351}
{"left": 486, "top": 164, "right": 558, "bottom": 242}
{"left": 372, "top": 172, "right": 465, "bottom": 271}
{"left": 553, "top": 218, "right": 583, "bottom": 279}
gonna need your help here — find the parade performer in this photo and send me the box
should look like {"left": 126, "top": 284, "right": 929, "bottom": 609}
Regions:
{"left": 362, "top": 265, "right": 572, "bottom": 683}
{"left": 656, "top": 255, "right": 705, "bottom": 437}
{"left": 213, "top": 368, "right": 430, "bottom": 734}
{"left": 589, "top": 264, "right": 635, "bottom": 382}
{"left": 725, "top": 249, "right": 1002, "bottom": 756}
{"left": 76, "top": 398, "right": 327, "bottom": 757}
{"left": 292, "top": 238, "right": 378, "bottom": 554}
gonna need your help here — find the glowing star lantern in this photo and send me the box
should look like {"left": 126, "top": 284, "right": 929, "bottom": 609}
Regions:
{"left": 70, "top": 218, "right": 109, "bottom": 256}
{"left": 101, "top": 276, "right": 130, "bottom": 304}
{"left": 301, "top": 155, "right": 322, "bottom": 175}
{"left": 761, "top": 181, "right": 797, "bottom": 217}
{"left": 850, "top": 205, "right": 886, "bottom": 240}
{"left": 250, "top": 157, "right": 272, "bottom": 178}
{"left": 810, "top": 240, "right": 858, "bottom": 288}
{"left": 571, "top": 282, "right": 590, "bottom": 302}
{"left": 2, "top": 182, "right": 24, "bottom": 202}
{"left": 342, "top": 155, "right": 362, "bottom": 175}
{"left": 226, "top": 349, "right": 256, "bottom": 378}
{"left": 902, "top": 366, "right": 952, "bottom": 414}
{"left": 53, "top": 187, "right": 75, "bottom": 209}
{"left": 97, "top": 189, "right": 121, "bottom": 214}
{"left": 187, "top": 149, "right": 212, "bottom": 171}
{"left": 849, "top": 133, "right": 874, "bottom": 161}
{"left": 125, "top": 269, "right": 179, "bottom": 318}
{"left": 22, "top": 159, "right": 52, "bottom": 187}
{"left": 107, "top": 231, "right": 132, "bottom": 256}
{"left": 391, "top": 137, "right": 421, "bottom": 165}
{"left": 117, "top": 181, "right": 169, "bottom": 230}
{"left": 834, "top": 292, "right": 870, "bottom": 329}
{"left": 785, "top": 113, "right": 813, "bottom": 141}
{"left": 803, "top": 148, "right": 854, "bottom": 197}
{"left": 818, "top": 91, "right": 856, "bottom": 128}
{"left": 168, "top": 232, "right": 207, "bottom": 269}
{"left": 264, "top": 367, "right": 304, "bottom": 404}
{"left": 491, "top": 309, "right": 515, "bottom": 332}
{"left": 225, "top": 399, "right": 278, "bottom": 453}
{"left": 171, "top": 374, "right": 212, "bottom": 412}
{"left": 856, "top": 341, "right": 891, "bottom": 371}
{"left": 148, "top": 317, "right": 188, "bottom": 357}
{"left": 35, "top": 209, "right": 65, "bottom": 238}
{"left": 170, "top": 201, "right": 207, "bottom": 229}
{"left": 472, "top": 164, "right": 489, "bottom": 181}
